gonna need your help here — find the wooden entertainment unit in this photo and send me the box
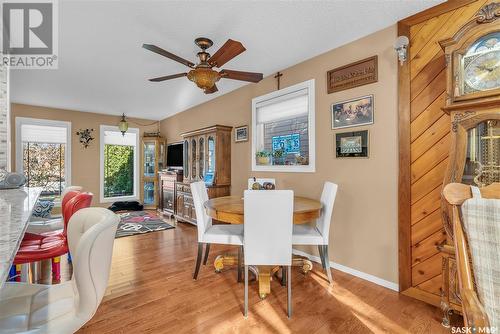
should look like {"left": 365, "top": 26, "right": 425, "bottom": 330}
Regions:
{"left": 159, "top": 125, "right": 232, "bottom": 224}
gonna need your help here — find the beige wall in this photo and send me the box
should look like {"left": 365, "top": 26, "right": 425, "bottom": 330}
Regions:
{"left": 11, "top": 103, "right": 159, "bottom": 207}
{"left": 161, "top": 25, "right": 399, "bottom": 284}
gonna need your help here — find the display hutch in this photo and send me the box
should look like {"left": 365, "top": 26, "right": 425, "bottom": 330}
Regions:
{"left": 438, "top": 3, "right": 500, "bottom": 325}
{"left": 159, "top": 125, "right": 232, "bottom": 224}
{"left": 141, "top": 134, "right": 166, "bottom": 209}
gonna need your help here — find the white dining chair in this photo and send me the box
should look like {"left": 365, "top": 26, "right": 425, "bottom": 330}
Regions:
{"left": 0, "top": 207, "right": 119, "bottom": 334}
{"left": 292, "top": 182, "right": 338, "bottom": 284}
{"left": 190, "top": 181, "right": 244, "bottom": 280}
{"left": 247, "top": 177, "right": 276, "bottom": 190}
{"left": 243, "top": 190, "right": 294, "bottom": 318}
{"left": 27, "top": 185, "right": 84, "bottom": 234}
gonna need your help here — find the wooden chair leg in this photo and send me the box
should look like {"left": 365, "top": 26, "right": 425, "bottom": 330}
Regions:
{"left": 193, "top": 243, "right": 203, "bottom": 280}
{"left": 237, "top": 246, "right": 243, "bottom": 282}
{"left": 203, "top": 243, "right": 210, "bottom": 265}
{"left": 281, "top": 266, "right": 287, "bottom": 286}
{"left": 323, "top": 245, "right": 333, "bottom": 284}
{"left": 287, "top": 265, "right": 292, "bottom": 318}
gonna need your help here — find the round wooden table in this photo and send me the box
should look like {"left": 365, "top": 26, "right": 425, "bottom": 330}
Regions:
{"left": 204, "top": 195, "right": 322, "bottom": 298}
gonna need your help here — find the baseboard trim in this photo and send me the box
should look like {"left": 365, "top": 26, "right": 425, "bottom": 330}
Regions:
{"left": 292, "top": 248, "right": 399, "bottom": 292}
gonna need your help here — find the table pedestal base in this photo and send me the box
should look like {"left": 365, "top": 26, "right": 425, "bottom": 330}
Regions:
{"left": 214, "top": 254, "right": 313, "bottom": 298}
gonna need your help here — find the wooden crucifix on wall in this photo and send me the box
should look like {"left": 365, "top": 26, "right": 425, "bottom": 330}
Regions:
{"left": 274, "top": 72, "right": 283, "bottom": 90}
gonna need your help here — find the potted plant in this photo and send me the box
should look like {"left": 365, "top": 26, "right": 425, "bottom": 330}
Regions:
{"left": 272, "top": 148, "right": 285, "bottom": 165}
{"left": 255, "top": 150, "right": 271, "bottom": 165}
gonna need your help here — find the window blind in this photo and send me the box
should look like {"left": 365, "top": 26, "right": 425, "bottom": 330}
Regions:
{"left": 256, "top": 88, "right": 308, "bottom": 124}
{"left": 21, "top": 124, "right": 67, "bottom": 144}
{"left": 104, "top": 130, "right": 137, "bottom": 146}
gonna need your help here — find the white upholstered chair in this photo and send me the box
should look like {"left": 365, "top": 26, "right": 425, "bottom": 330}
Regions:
{"left": 292, "top": 182, "right": 337, "bottom": 283}
{"left": 190, "top": 181, "right": 244, "bottom": 280}
{"left": 243, "top": 190, "right": 294, "bottom": 318}
{"left": 0, "top": 207, "right": 119, "bottom": 333}
{"left": 27, "top": 186, "right": 84, "bottom": 234}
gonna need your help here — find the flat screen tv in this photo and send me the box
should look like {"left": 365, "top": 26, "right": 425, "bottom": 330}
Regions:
{"left": 167, "top": 143, "right": 183, "bottom": 168}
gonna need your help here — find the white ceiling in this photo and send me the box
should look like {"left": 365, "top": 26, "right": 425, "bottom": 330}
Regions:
{"left": 11, "top": 0, "right": 443, "bottom": 120}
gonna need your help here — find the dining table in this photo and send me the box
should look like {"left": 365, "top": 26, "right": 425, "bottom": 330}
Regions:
{"left": 0, "top": 187, "right": 42, "bottom": 289}
{"left": 204, "top": 195, "right": 322, "bottom": 299}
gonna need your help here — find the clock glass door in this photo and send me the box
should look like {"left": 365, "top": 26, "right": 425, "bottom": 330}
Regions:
{"left": 461, "top": 32, "right": 500, "bottom": 96}
{"left": 462, "top": 120, "right": 500, "bottom": 186}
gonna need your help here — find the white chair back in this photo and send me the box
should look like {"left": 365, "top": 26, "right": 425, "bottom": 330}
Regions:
{"left": 247, "top": 178, "right": 276, "bottom": 190}
{"left": 244, "top": 190, "right": 293, "bottom": 266}
{"left": 316, "top": 182, "right": 338, "bottom": 244}
{"left": 190, "top": 181, "right": 212, "bottom": 242}
{"left": 67, "top": 207, "right": 119, "bottom": 321}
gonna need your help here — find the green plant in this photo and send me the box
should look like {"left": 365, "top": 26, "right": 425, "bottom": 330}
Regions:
{"left": 272, "top": 148, "right": 284, "bottom": 158}
{"left": 256, "top": 150, "right": 271, "bottom": 158}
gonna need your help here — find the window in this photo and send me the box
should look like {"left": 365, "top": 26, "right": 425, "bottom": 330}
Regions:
{"left": 15, "top": 117, "right": 71, "bottom": 201}
{"left": 252, "top": 79, "right": 315, "bottom": 172}
{"left": 100, "top": 125, "right": 139, "bottom": 202}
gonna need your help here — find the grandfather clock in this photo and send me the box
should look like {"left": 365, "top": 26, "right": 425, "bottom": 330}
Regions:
{"left": 438, "top": 2, "right": 500, "bottom": 326}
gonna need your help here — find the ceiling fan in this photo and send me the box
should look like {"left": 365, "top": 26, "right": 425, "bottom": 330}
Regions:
{"left": 143, "top": 37, "right": 264, "bottom": 94}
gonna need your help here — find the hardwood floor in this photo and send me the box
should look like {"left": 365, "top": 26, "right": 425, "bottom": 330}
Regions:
{"left": 77, "top": 220, "right": 451, "bottom": 334}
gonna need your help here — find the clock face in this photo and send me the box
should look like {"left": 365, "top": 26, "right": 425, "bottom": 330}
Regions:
{"left": 464, "top": 50, "right": 500, "bottom": 92}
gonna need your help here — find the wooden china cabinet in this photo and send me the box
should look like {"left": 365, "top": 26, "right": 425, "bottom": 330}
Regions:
{"left": 141, "top": 135, "right": 166, "bottom": 210}
{"left": 173, "top": 125, "right": 232, "bottom": 224}
{"left": 438, "top": 3, "right": 500, "bottom": 326}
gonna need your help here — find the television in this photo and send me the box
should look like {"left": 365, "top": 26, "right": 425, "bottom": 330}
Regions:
{"left": 167, "top": 142, "right": 183, "bottom": 168}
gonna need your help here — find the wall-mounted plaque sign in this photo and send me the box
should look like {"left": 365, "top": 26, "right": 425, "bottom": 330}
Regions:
{"left": 327, "top": 56, "right": 378, "bottom": 94}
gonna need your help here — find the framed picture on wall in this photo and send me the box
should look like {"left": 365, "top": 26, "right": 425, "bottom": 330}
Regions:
{"left": 335, "top": 130, "right": 369, "bottom": 158}
{"left": 234, "top": 125, "right": 248, "bottom": 142}
{"left": 331, "top": 95, "right": 374, "bottom": 129}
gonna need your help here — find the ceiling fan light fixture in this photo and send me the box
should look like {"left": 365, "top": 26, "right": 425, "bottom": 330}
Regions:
{"left": 187, "top": 68, "right": 220, "bottom": 91}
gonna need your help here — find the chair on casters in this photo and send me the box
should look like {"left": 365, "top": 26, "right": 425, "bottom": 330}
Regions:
{"left": 243, "top": 190, "right": 294, "bottom": 318}
{"left": 190, "top": 181, "right": 244, "bottom": 280}
{"left": 0, "top": 207, "right": 119, "bottom": 333}
{"left": 292, "top": 182, "right": 337, "bottom": 284}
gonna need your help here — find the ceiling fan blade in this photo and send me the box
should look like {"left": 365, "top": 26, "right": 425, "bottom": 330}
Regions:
{"left": 142, "top": 44, "right": 195, "bottom": 68}
{"left": 149, "top": 73, "right": 187, "bottom": 82}
{"left": 204, "top": 84, "right": 218, "bottom": 94}
{"left": 208, "top": 39, "right": 246, "bottom": 67}
{"left": 220, "top": 69, "right": 263, "bottom": 83}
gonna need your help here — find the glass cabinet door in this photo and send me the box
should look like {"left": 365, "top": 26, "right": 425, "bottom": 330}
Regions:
{"left": 183, "top": 140, "right": 189, "bottom": 178}
{"left": 143, "top": 181, "right": 155, "bottom": 206}
{"left": 144, "top": 141, "right": 156, "bottom": 177}
{"left": 462, "top": 120, "right": 499, "bottom": 186}
{"left": 191, "top": 139, "right": 197, "bottom": 179}
{"left": 199, "top": 136, "right": 204, "bottom": 180}
{"left": 207, "top": 136, "right": 215, "bottom": 173}
{"left": 158, "top": 141, "right": 165, "bottom": 171}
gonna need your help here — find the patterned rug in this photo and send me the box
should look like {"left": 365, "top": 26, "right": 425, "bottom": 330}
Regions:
{"left": 116, "top": 211, "right": 174, "bottom": 238}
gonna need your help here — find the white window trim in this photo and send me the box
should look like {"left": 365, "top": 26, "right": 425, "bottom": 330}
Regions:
{"left": 99, "top": 125, "right": 139, "bottom": 203}
{"left": 251, "top": 79, "right": 316, "bottom": 173}
{"left": 15, "top": 117, "right": 72, "bottom": 201}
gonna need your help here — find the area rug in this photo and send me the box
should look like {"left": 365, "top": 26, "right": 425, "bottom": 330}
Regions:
{"left": 116, "top": 211, "right": 174, "bottom": 238}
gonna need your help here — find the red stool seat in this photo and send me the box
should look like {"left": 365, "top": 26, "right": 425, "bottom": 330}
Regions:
{"left": 14, "top": 240, "right": 68, "bottom": 265}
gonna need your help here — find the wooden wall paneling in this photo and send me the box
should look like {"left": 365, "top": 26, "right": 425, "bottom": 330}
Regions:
{"left": 411, "top": 209, "right": 443, "bottom": 244}
{"left": 410, "top": 185, "right": 442, "bottom": 225}
{"left": 399, "top": 0, "right": 491, "bottom": 309}
{"left": 410, "top": 93, "right": 446, "bottom": 142}
{"left": 412, "top": 252, "right": 442, "bottom": 286}
{"left": 398, "top": 20, "right": 412, "bottom": 292}
{"left": 410, "top": 133, "right": 451, "bottom": 182}
{"left": 411, "top": 229, "right": 447, "bottom": 266}
{"left": 410, "top": 70, "right": 446, "bottom": 121}
{"left": 410, "top": 113, "right": 450, "bottom": 162}
{"left": 411, "top": 157, "right": 449, "bottom": 204}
